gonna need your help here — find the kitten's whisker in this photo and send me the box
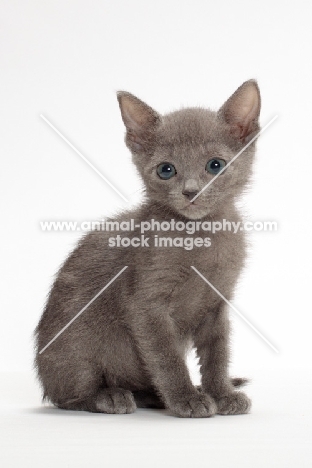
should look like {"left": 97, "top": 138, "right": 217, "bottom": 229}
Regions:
{"left": 191, "top": 266, "right": 279, "bottom": 354}
{"left": 128, "top": 186, "right": 146, "bottom": 196}
{"left": 190, "top": 115, "right": 278, "bottom": 203}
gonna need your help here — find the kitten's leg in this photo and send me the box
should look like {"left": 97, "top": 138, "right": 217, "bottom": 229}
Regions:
{"left": 194, "top": 305, "right": 251, "bottom": 415}
{"left": 128, "top": 304, "right": 217, "bottom": 418}
{"left": 38, "top": 356, "right": 137, "bottom": 414}
{"left": 58, "top": 386, "right": 164, "bottom": 412}
{"left": 57, "top": 388, "right": 136, "bottom": 414}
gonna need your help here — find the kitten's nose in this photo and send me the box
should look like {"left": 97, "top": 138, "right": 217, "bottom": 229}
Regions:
{"left": 182, "top": 190, "right": 198, "bottom": 201}
{"left": 183, "top": 179, "right": 200, "bottom": 201}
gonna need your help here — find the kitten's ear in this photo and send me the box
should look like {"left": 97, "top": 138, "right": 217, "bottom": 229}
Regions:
{"left": 218, "top": 80, "right": 261, "bottom": 143}
{"left": 117, "top": 91, "right": 160, "bottom": 153}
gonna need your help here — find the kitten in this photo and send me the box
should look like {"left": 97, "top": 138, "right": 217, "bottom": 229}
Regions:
{"left": 35, "top": 80, "right": 261, "bottom": 417}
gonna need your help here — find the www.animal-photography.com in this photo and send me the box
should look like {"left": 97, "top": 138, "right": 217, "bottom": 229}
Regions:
{"left": 1, "top": 1, "right": 311, "bottom": 467}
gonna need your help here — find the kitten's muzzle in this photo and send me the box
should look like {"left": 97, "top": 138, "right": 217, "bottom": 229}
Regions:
{"left": 182, "top": 189, "right": 199, "bottom": 201}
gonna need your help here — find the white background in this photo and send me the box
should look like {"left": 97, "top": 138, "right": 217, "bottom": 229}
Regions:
{"left": 1, "top": 0, "right": 311, "bottom": 467}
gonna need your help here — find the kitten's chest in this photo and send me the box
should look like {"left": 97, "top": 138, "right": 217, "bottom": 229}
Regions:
{"left": 138, "top": 229, "right": 245, "bottom": 330}
{"left": 149, "top": 229, "right": 244, "bottom": 285}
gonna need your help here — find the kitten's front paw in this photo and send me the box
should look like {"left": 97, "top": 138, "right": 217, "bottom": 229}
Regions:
{"left": 216, "top": 392, "right": 251, "bottom": 415}
{"left": 169, "top": 392, "right": 217, "bottom": 418}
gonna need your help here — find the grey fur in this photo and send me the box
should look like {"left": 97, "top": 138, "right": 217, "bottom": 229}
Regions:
{"left": 35, "top": 80, "right": 261, "bottom": 417}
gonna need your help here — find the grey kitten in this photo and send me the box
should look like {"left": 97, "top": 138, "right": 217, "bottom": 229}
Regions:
{"left": 35, "top": 80, "right": 261, "bottom": 417}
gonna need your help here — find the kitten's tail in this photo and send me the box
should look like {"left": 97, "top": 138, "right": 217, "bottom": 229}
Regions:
{"left": 196, "top": 377, "right": 249, "bottom": 393}
{"left": 231, "top": 377, "right": 249, "bottom": 388}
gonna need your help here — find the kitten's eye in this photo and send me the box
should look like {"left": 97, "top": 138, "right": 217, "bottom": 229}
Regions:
{"left": 157, "top": 163, "right": 176, "bottom": 180}
{"left": 206, "top": 158, "right": 226, "bottom": 175}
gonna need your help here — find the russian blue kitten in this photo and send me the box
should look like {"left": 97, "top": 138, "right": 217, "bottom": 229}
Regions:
{"left": 35, "top": 80, "right": 261, "bottom": 417}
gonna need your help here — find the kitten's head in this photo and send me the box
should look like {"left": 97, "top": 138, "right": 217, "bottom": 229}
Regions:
{"left": 117, "top": 80, "right": 261, "bottom": 219}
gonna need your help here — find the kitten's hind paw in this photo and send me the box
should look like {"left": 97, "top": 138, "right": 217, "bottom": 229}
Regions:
{"left": 168, "top": 392, "right": 217, "bottom": 418}
{"left": 95, "top": 388, "right": 136, "bottom": 414}
{"left": 217, "top": 392, "right": 251, "bottom": 415}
